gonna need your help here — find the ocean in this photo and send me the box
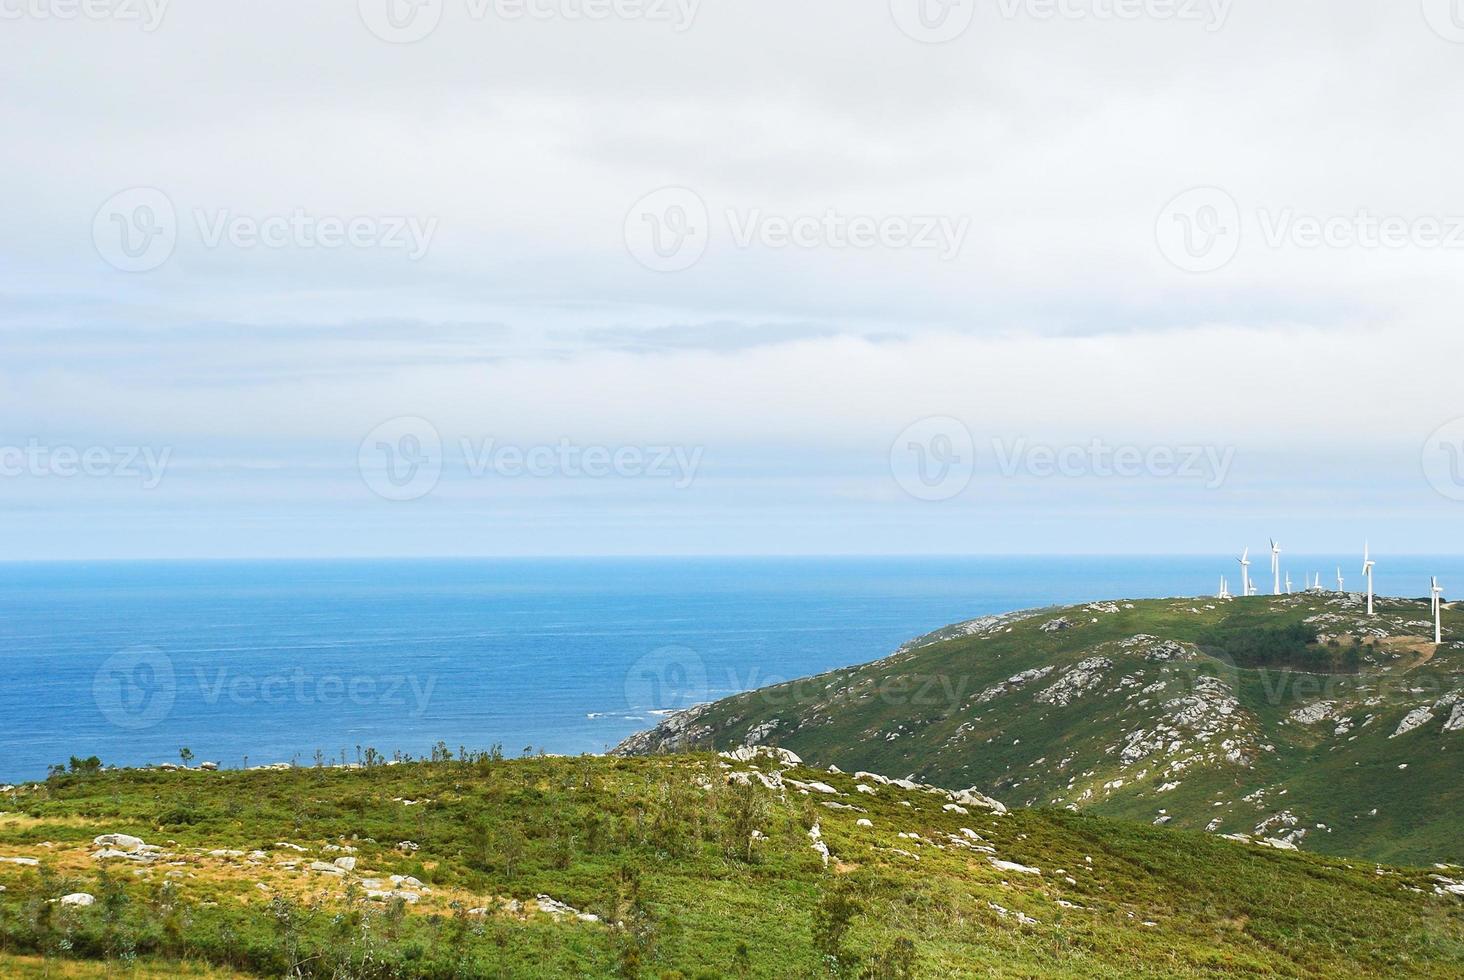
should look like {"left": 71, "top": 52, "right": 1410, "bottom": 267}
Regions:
{"left": 0, "top": 555, "right": 1454, "bottom": 782}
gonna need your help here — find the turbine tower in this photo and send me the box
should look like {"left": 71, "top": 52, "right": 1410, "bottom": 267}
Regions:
{"left": 1218, "top": 576, "right": 1230, "bottom": 600}
{"left": 1270, "top": 539, "right": 1282, "bottom": 595}
{"left": 1432, "top": 576, "right": 1444, "bottom": 645}
{"left": 1336, "top": 567, "right": 1344, "bottom": 593}
{"left": 1238, "top": 547, "right": 1251, "bottom": 599}
{"left": 1362, "top": 542, "right": 1376, "bottom": 616}
{"left": 1284, "top": 571, "right": 1292, "bottom": 595}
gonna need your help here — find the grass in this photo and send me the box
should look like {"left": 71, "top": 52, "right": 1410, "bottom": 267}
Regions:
{"left": 0, "top": 754, "right": 1461, "bottom": 977}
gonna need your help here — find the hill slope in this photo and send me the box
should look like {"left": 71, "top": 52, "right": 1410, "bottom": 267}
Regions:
{"left": 1, "top": 754, "right": 1463, "bottom": 977}
{"left": 617, "top": 592, "right": 1464, "bottom": 865}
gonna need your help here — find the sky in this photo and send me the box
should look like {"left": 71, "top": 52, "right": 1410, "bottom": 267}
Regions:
{"left": 3, "top": 0, "right": 1464, "bottom": 558}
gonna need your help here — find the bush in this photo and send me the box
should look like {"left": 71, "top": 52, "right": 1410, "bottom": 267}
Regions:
{"left": 1198, "top": 621, "right": 1358, "bottom": 672}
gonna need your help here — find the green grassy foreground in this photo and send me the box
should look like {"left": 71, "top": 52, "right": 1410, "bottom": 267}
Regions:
{"left": 620, "top": 593, "right": 1464, "bottom": 865}
{"left": 1, "top": 753, "right": 1462, "bottom": 978}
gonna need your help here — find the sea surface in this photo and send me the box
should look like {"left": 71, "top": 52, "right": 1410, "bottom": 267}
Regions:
{"left": 0, "top": 555, "right": 1457, "bottom": 782}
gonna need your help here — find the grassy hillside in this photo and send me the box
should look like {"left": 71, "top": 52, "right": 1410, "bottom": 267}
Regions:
{"left": 618, "top": 592, "right": 1464, "bottom": 866}
{"left": 1, "top": 753, "right": 1462, "bottom": 978}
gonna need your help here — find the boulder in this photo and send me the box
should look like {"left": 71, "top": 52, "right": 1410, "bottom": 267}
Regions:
{"left": 366, "top": 889, "right": 419, "bottom": 903}
{"left": 953, "top": 789, "right": 1008, "bottom": 814}
{"left": 93, "top": 834, "right": 145, "bottom": 851}
{"left": 1391, "top": 707, "right": 1436, "bottom": 739}
{"left": 719, "top": 745, "right": 802, "bottom": 766}
{"left": 59, "top": 893, "right": 95, "bottom": 907}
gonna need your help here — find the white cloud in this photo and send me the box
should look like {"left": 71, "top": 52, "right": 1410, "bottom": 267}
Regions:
{"left": 2, "top": 1, "right": 1461, "bottom": 555}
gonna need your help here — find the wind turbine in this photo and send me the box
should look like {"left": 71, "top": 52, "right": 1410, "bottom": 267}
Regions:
{"left": 1284, "top": 571, "right": 1292, "bottom": 595}
{"left": 1362, "top": 543, "right": 1376, "bottom": 616}
{"left": 1432, "top": 576, "right": 1444, "bottom": 645}
{"left": 1270, "top": 539, "right": 1282, "bottom": 595}
{"left": 1313, "top": 573, "right": 1322, "bottom": 592}
{"left": 1218, "top": 576, "right": 1230, "bottom": 600}
{"left": 1238, "top": 547, "right": 1251, "bottom": 598}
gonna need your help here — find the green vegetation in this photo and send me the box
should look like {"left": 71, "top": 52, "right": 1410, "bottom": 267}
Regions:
{"left": 1197, "top": 620, "right": 1362, "bottom": 673}
{"left": 620, "top": 593, "right": 1464, "bottom": 865}
{"left": 0, "top": 754, "right": 1461, "bottom": 978}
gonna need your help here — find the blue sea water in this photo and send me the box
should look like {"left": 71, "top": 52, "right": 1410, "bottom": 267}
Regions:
{"left": 0, "top": 555, "right": 1457, "bottom": 782}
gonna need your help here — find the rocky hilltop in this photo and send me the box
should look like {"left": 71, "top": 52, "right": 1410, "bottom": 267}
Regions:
{"left": 617, "top": 592, "right": 1464, "bottom": 865}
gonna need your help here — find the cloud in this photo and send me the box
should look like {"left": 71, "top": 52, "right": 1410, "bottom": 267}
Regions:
{"left": 2, "top": 2, "right": 1461, "bottom": 556}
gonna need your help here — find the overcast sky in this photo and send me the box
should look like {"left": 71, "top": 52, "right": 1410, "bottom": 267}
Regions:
{"left": 3, "top": 0, "right": 1464, "bottom": 559}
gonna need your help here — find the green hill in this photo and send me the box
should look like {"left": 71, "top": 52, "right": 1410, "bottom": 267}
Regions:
{"left": 1, "top": 753, "right": 1462, "bottom": 978}
{"left": 617, "top": 592, "right": 1464, "bottom": 866}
